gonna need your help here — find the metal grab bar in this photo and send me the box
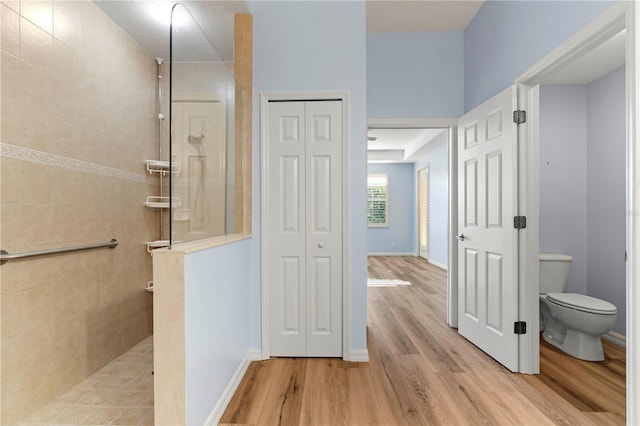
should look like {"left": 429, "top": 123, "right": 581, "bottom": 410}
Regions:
{"left": 0, "top": 239, "right": 118, "bottom": 265}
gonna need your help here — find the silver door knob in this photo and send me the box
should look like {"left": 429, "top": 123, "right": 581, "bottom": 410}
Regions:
{"left": 318, "top": 242, "right": 325, "bottom": 248}
{"left": 456, "top": 234, "right": 465, "bottom": 241}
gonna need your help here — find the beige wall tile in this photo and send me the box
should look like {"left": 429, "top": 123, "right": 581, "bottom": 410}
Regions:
{"left": 19, "top": 60, "right": 55, "bottom": 121}
{"left": 53, "top": 204, "right": 81, "bottom": 245}
{"left": 20, "top": 327, "right": 56, "bottom": 415}
{"left": 19, "top": 106, "right": 55, "bottom": 152}
{"left": 0, "top": 261, "right": 21, "bottom": 294}
{"left": 21, "top": 322, "right": 54, "bottom": 372}
{"left": 20, "top": 0, "right": 52, "bottom": 34}
{"left": 52, "top": 315, "right": 84, "bottom": 359}
{"left": 0, "top": 158, "right": 21, "bottom": 203}
{"left": 0, "top": 355, "right": 23, "bottom": 425}
{"left": 0, "top": 95, "right": 21, "bottom": 144}
{"left": 19, "top": 253, "right": 69, "bottom": 291}
{"left": 19, "top": 283, "right": 54, "bottom": 332}
{"left": 2, "top": 333, "right": 22, "bottom": 376}
{"left": 1, "top": 50, "right": 22, "bottom": 101}
{"left": 1, "top": 4, "right": 19, "bottom": 56}
{"left": 0, "top": 202, "right": 21, "bottom": 250}
{"left": 20, "top": 161, "right": 54, "bottom": 205}
{"left": 1, "top": 1, "right": 156, "bottom": 422}
{"left": 20, "top": 14, "right": 53, "bottom": 69}
{"left": 0, "top": 0, "right": 19, "bottom": 13}
{"left": 53, "top": 347, "right": 84, "bottom": 395}
{"left": 18, "top": 203, "right": 56, "bottom": 248}
{"left": 52, "top": 279, "right": 80, "bottom": 322}
{"left": 102, "top": 324, "right": 126, "bottom": 366}
{"left": 52, "top": 2, "right": 80, "bottom": 49}
{"left": 1, "top": 288, "right": 22, "bottom": 337}
{"left": 51, "top": 39, "right": 79, "bottom": 113}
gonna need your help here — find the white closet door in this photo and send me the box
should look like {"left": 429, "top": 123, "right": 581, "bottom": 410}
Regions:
{"left": 305, "top": 101, "right": 343, "bottom": 356}
{"left": 268, "top": 101, "right": 307, "bottom": 356}
{"left": 267, "top": 100, "right": 343, "bottom": 357}
{"left": 457, "top": 86, "right": 519, "bottom": 372}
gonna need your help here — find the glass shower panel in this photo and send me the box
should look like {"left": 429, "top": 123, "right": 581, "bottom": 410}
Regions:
{"left": 169, "top": 4, "right": 235, "bottom": 245}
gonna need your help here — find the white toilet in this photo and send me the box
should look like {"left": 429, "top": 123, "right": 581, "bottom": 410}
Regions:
{"left": 539, "top": 253, "right": 617, "bottom": 361}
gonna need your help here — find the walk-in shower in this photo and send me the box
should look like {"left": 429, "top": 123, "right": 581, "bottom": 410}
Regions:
{"left": 0, "top": 2, "right": 156, "bottom": 424}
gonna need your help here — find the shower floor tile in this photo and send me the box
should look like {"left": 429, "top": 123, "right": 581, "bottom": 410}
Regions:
{"left": 21, "top": 336, "right": 154, "bottom": 426}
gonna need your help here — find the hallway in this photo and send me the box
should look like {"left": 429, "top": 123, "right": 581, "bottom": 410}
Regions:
{"left": 221, "top": 256, "right": 625, "bottom": 425}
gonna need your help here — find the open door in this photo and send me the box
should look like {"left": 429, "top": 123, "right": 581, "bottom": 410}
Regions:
{"left": 457, "top": 86, "right": 519, "bottom": 372}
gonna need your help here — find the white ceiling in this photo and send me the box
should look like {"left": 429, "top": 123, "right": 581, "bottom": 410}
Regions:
{"left": 367, "top": 0, "right": 485, "bottom": 32}
{"left": 368, "top": 128, "right": 441, "bottom": 150}
{"left": 96, "top": 0, "right": 485, "bottom": 63}
{"left": 94, "top": 1, "right": 248, "bottom": 62}
{"left": 539, "top": 30, "right": 626, "bottom": 85}
{"left": 367, "top": 128, "right": 446, "bottom": 163}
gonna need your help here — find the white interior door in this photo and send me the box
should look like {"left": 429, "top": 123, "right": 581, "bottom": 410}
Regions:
{"left": 267, "top": 100, "right": 343, "bottom": 357}
{"left": 418, "top": 166, "right": 429, "bottom": 259}
{"left": 457, "top": 86, "right": 519, "bottom": 372}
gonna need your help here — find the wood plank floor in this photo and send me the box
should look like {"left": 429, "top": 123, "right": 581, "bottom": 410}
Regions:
{"left": 221, "top": 256, "right": 626, "bottom": 425}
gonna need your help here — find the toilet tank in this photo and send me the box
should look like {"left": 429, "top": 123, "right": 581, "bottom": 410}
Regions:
{"left": 539, "top": 253, "right": 573, "bottom": 294}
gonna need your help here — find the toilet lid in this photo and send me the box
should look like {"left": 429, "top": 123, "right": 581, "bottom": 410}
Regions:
{"left": 546, "top": 293, "right": 617, "bottom": 314}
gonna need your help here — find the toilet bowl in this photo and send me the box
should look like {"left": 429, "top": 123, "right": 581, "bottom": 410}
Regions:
{"left": 539, "top": 253, "right": 617, "bottom": 361}
{"left": 540, "top": 293, "right": 616, "bottom": 361}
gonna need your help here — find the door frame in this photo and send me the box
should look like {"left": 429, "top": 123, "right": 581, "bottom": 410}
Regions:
{"left": 514, "top": 1, "right": 638, "bottom": 416}
{"left": 367, "top": 118, "right": 458, "bottom": 327}
{"left": 417, "top": 165, "right": 430, "bottom": 260}
{"left": 260, "top": 91, "right": 351, "bottom": 360}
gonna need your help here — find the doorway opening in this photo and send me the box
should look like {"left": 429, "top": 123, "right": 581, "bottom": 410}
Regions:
{"left": 366, "top": 120, "right": 458, "bottom": 326}
{"left": 511, "top": 4, "right": 631, "bottom": 416}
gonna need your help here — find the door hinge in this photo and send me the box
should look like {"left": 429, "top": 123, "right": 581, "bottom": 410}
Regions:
{"left": 514, "top": 321, "right": 527, "bottom": 334}
{"left": 513, "top": 216, "right": 527, "bottom": 229}
{"left": 513, "top": 110, "right": 527, "bottom": 124}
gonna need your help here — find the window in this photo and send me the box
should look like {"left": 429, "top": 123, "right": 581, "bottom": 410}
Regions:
{"left": 367, "top": 174, "right": 389, "bottom": 227}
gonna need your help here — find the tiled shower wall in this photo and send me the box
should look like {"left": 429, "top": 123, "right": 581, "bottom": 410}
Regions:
{"left": 0, "top": 1, "right": 157, "bottom": 424}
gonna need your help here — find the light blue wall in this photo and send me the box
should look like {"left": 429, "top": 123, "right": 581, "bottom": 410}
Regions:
{"left": 184, "top": 240, "right": 251, "bottom": 425}
{"left": 587, "top": 66, "right": 626, "bottom": 335}
{"left": 249, "top": 1, "right": 368, "bottom": 351}
{"left": 367, "top": 163, "right": 415, "bottom": 254}
{"left": 414, "top": 131, "right": 449, "bottom": 267}
{"left": 539, "top": 85, "right": 588, "bottom": 295}
{"left": 464, "top": 0, "right": 615, "bottom": 112}
{"left": 367, "top": 32, "right": 464, "bottom": 118}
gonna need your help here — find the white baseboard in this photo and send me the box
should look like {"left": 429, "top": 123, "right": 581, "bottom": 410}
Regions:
{"left": 603, "top": 331, "right": 626, "bottom": 348}
{"left": 205, "top": 348, "right": 262, "bottom": 425}
{"left": 347, "top": 348, "right": 369, "bottom": 362}
{"left": 427, "top": 259, "right": 448, "bottom": 271}
{"left": 368, "top": 252, "right": 416, "bottom": 256}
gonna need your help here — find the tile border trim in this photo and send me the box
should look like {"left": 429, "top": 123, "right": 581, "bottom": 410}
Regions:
{"left": 0, "top": 143, "right": 155, "bottom": 184}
